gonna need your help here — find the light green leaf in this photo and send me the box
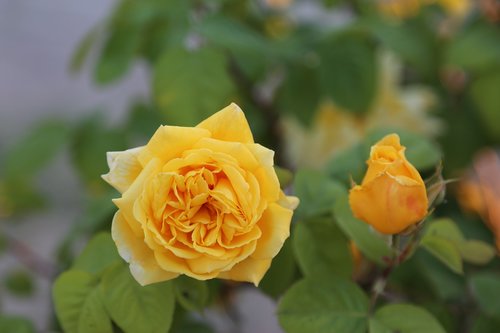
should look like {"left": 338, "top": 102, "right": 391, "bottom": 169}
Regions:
{"left": 420, "top": 236, "right": 463, "bottom": 274}
{"left": 318, "top": 32, "right": 377, "bottom": 114}
{"left": 370, "top": 304, "right": 446, "bottom": 333}
{"left": 153, "top": 47, "right": 234, "bottom": 126}
{"left": 457, "top": 240, "right": 496, "bottom": 265}
{"left": 470, "top": 273, "right": 500, "bottom": 317}
{"left": 325, "top": 143, "right": 367, "bottom": 185}
{"left": 294, "top": 169, "right": 346, "bottom": 219}
{"left": 100, "top": 264, "right": 175, "bottom": 333}
{"left": 70, "top": 28, "right": 99, "bottom": 73}
{"left": 0, "top": 316, "right": 35, "bottom": 333}
{"left": 278, "top": 277, "right": 369, "bottom": 333}
{"left": 423, "top": 218, "right": 464, "bottom": 242}
{"left": 73, "top": 232, "right": 121, "bottom": 275}
{"left": 174, "top": 276, "right": 209, "bottom": 312}
{"left": 333, "top": 194, "right": 393, "bottom": 265}
{"left": 293, "top": 217, "right": 353, "bottom": 278}
{"left": 53, "top": 270, "right": 112, "bottom": 333}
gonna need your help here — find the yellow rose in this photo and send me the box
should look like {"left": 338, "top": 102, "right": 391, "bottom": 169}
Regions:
{"left": 349, "top": 134, "right": 428, "bottom": 234}
{"left": 103, "top": 104, "right": 298, "bottom": 286}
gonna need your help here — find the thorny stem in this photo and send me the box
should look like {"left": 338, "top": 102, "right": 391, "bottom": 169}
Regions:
{"left": 369, "top": 232, "right": 420, "bottom": 313}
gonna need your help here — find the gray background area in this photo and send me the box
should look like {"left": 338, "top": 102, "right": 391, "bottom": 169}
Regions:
{"left": 0, "top": 1, "right": 283, "bottom": 331}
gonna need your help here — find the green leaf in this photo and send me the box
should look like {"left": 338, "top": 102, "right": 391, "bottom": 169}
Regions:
{"left": 174, "top": 276, "right": 209, "bottom": 312}
{"left": 198, "top": 15, "right": 268, "bottom": 56}
{"left": 325, "top": 143, "right": 367, "bottom": 185}
{"left": 94, "top": 25, "right": 142, "bottom": 84}
{"left": 259, "top": 239, "right": 297, "bottom": 298}
{"left": 2, "top": 120, "right": 70, "bottom": 180}
{"left": 278, "top": 277, "right": 369, "bottom": 333}
{"left": 274, "top": 166, "right": 293, "bottom": 189}
{"left": 70, "top": 28, "right": 99, "bottom": 73}
{"left": 0, "top": 316, "right": 35, "bottom": 333}
{"left": 100, "top": 264, "right": 175, "bottom": 333}
{"left": 471, "top": 314, "right": 500, "bottom": 333}
{"left": 333, "top": 194, "right": 393, "bottom": 265}
{"left": 446, "top": 24, "right": 500, "bottom": 72}
{"left": 71, "top": 114, "right": 127, "bottom": 188}
{"left": 470, "top": 69, "right": 500, "bottom": 140}
{"left": 153, "top": 47, "right": 234, "bottom": 126}
{"left": 369, "top": 303, "right": 446, "bottom": 333}
{"left": 366, "top": 128, "right": 441, "bottom": 171}
{"left": 294, "top": 169, "right": 346, "bottom": 219}
{"left": 73, "top": 232, "right": 121, "bottom": 275}
{"left": 420, "top": 236, "right": 463, "bottom": 274}
{"left": 293, "top": 217, "right": 353, "bottom": 278}
{"left": 366, "top": 18, "right": 436, "bottom": 76}
{"left": 277, "top": 62, "right": 321, "bottom": 125}
{"left": 470, "top": 273, "right": 500, "bottom": 317}
{"left": 457, "top": 240, "right": 496, "bottom": 265}
{"left": 4, "top": 269, "right": 34, "bottom": 297}
{"left": 318, "top": 32, "right": 377, "bottom": 114}
{"left": 53, "top": 270, "right": 112, "bottom": 333}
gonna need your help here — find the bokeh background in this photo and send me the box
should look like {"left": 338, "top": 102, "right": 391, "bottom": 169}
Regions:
{"left": 1, "top": 0, "right": 500, "bottom": 332}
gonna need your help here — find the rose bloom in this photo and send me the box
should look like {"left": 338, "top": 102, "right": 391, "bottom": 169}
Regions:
{"left": 103, "top": 104, "right": 298, "bottom": 286}
{"left": 349, "top": 134, "right": 428, "bottom": 234}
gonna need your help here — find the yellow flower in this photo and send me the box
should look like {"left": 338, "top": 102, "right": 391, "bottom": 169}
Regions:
{"left": 349, "top": 134, "right": 428, "bottom": 234}
{"left": 378, "top": 0, "right": 471, "bottom": 18}
{"left": 103, "top": 104, "right": 298, "bottom": 286}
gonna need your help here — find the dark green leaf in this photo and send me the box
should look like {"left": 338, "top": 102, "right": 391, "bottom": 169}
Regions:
{"left": 369, "top": 303, "right": 446, "bottom": 333}
{"left": 278, "top": 277, "right": 369, "bottom": 333}
{"left": 153, "top": 47, "right": 234, "bottom": 125}
{"left": 470, "top": 69, "right": 500, "bottom": 140}
{"left": 470, "top": 273, "right": 500, "bottom": 317}
{"left": 293, "top": 217, "right": 353, "bottom": 278}
{"left": 318, "top": 32, "right": 377, "bottom": 114}
{"left": 4, "top": 269, "right": 34, "bottom": 297}
{"left": 259, "top": 239, "right": 297, "bottom": 298}
{"left": 53, "top": 270, "right": 113, "bottom": 333}
{"left": 100, "top": 264, "right": 175, "bottom": 333}
{"left": 174, "top": 276, "right": 209, "bottom": 312}
{"left": 294, "top": 169, "right": 346, "bottom": 219}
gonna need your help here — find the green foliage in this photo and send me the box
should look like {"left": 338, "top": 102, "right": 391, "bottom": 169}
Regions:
{"left": 173, "top": 276, "right": 209, "bottom": 312}
{"left": 293, "top": 169, "right": 346, "bottom": 219}
{"left": 470, "top": 273, "right": 500, "bottom": 317}
{"left": 100, "top": 264, "right": 175, "bottom": 333}
{"left": 72, "top": 232, "right": 121, "bottom": 275}
{"left": 4, "top": 269, "right": 35, "bottom": 297}
{"left": 470, "top": 68, "right": 500, "bottom": 141}
{"left": 278, "top": 277, "right": 369, "bottom": 333}
{"left": 293, "top": 217, "right": 353, "bottom": 278}
{"left": 369, "top": 303, "right": 446, "bottom": 333}
{"left": 259, "top": 239, "right": 297, "bottom": 298}
{"left": 153, "top": 47, "right": 234, "bottom": 126}
{"left": 318, "top": 31, "right": 377, "bottom": 114}
{"left": 0, "top": 316, "right": 35, "bottom": 333}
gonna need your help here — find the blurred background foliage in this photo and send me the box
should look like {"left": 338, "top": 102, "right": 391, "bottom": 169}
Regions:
{"left": 1, "top": 0, "right": 500, "bottom": 332}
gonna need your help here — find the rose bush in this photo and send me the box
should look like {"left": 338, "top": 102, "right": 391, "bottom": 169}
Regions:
{"left": 103, "top": 103, "right": 298, "bottom": 286}
{"left": 349, "top": 134, "right": 428, "bottom": 234}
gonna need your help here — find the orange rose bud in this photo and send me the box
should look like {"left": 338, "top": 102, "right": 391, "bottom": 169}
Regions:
{"left": 349, "top": 134, "right": 428, "bottom": 235}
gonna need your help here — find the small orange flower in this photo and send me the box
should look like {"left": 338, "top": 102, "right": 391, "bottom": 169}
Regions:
{"left": 349, "top": 134, "right": 428, "bottom": 234}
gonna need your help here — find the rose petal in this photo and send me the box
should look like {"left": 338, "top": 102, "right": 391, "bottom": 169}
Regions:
{"left": 196, "top": 103, "right": 254, "bottom": 144}
{"left": 218, "top": 257, "right": 272, "bottom": 286}
{"left": 112, "top": 211, "right": 178, "bottom": 286}
{"left": 251, "top": 203, "right": 293, "bottom": 259}
{"left": 349, "top": 172, "right": 428, "bottom": 234}
{"left": 102, "top": 147, "right": 143, "bottom": 193}
{"left": 138, "top": 125, "right": 210, "bottom": 166}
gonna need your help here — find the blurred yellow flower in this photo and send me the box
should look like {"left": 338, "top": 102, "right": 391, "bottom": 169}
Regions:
{"left": 264, "top": 0, "right": 293, "bottom": 10}
{"left": 378, "top": 0, "right": 471, "bottom": 18}
{"left": 103, "top": 104, "right": 298, "bottom": 286}
{"left": 349, "top": 134, "right": 429, "bottom": 234}
{"left": 283, "top": 51, "right": 440, "bottom": 168}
